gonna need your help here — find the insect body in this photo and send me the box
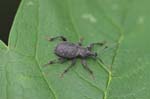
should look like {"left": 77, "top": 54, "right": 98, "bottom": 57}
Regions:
{"left": 55, "top": 42, "right": 79, "bottom": 59}
{"left": 45, "top": 36, "right": 106, "bottom": 79}
{"left": 55, "top": 42, "right": 97, "bottom": 59}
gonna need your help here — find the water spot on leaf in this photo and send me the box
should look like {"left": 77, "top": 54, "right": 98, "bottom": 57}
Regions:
{"left": 65, "top": 28, "right": 70, "bottom": 32}
{"left": 112, "top": 4, "right": 119, "bottom": 10}
{"left": 19, "top": 74, "right": 31, "bottom": 81}
{"left": 137, "top": 16, "right": 145, "bottom": 24}
{"left": 81, "top": 13, "right": 97, "bottom": 23}
{"left": 26, "top": 1, "right": 34, "bottom": 6}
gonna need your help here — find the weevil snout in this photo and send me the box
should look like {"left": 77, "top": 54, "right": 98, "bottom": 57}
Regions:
{"left": 86, "top": 50, "right": 97, "bottom": 57}
{"left": 91, "top": 52, "right": 97, "bottom": 58}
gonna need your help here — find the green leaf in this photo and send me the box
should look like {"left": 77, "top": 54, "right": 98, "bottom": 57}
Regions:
{"left": 0, "top": 0, "right": 150, "bottom": 99}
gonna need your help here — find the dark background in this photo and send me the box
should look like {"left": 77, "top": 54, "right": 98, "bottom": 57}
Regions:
{"left": 0, "top": 0, "right": 20, "bottom": 45}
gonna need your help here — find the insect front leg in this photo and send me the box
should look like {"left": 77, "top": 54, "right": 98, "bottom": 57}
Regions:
{"left": 87, "top": 41, "right": 107, "bottom": 51}
{"left": 77, "top": 37, "right": 84, "bottom": 46}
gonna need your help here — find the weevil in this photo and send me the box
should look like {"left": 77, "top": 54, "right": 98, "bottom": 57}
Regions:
{"left": 45, "top": 36, "right": 107, "bottom": 79}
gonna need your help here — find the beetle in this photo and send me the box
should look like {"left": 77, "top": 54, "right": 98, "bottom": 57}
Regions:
{"left": 45, "top": 36, "right": 106, "bottom": 79}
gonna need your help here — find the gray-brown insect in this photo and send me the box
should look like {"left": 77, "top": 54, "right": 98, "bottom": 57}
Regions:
{"left": 45, "top": 36, "right": 106, "bottom": 79}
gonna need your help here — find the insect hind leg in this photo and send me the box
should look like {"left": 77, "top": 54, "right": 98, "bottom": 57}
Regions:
{"left": 44, "top": 57, "right": 66, "bottom": 67}
{"left": 48, "top": 36, "right": 67, "bottom": 41}
{"left": 60, "top": 59, "right": 76, "bottom": 78}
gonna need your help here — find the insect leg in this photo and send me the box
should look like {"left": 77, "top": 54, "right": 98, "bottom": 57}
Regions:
{"left": 48, "top": 36, "right": 67, "bottom": 41}
{"left": 81, "top": 59, "right": 95, "bottom": 79}
{"left": 44, "top": 57, "right": 66, "bottom": 67}
{"left": 78, "top": 37, "right": 84, "bottom": 46}
{"left": 87, "top": 41, "right": 107, "bottom": 51}
{"left": 60, "top": 59, "right": 76, "bottom": 78}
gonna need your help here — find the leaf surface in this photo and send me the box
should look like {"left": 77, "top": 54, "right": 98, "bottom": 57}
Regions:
{"left": 0, "top": 0, "right": 150, "bottom": 99}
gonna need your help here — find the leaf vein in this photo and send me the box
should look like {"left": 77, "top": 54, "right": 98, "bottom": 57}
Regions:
{"left": 75, "top": 71, "right": 104, "bottom": 93}
{"left": 34, "top": 0, "right": 57, "bottom": 98}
